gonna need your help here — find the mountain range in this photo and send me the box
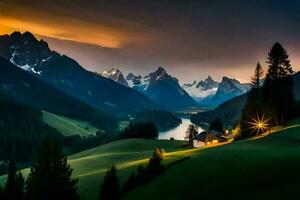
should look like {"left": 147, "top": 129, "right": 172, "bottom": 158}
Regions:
{"left": 199, "top": 77, "right": 250, "bottom": 108}
{"left": 191, "top": 72, "right": 300, "bottom": 127}
{"left": 102, "top": 67, "right": 199, "bottom": 109}
{"left": 0, "top": 56, "right": 117, "bottom": 133}
{"left": 103, "top": 66, "right": 250, "bottom": 109}
{"left": 183, "top": 76, "right": 250, "bottom": 108}
{"left": 0, "top": 31, "right": 156, "bottom": 116}
{"left": 0, "top": 31, "right": 254, "bottom": 125}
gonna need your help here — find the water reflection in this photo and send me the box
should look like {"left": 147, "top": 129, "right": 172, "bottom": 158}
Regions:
{"left": 159, "top": 118, "right": 203, "bottom": 140}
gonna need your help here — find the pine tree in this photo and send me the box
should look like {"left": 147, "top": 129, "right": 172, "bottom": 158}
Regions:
{"left": 263, "top": 42, "right": 295, "bottom": 125}
{"left": 4, "top": 160, "right": 24, "bottom": 200}
{"left": 99, "top": 165, "right": 120, "bottom": 200}
{"left": 26, "top": 136, "right": 79, "bottom": 200}
{"left": 265, "top": 42, "right": 293, "bottom": 81}
{"left": 250, "top": 62, "right": 264, "bottom": 97}
{"left": 148, "top": 148, "right": 165, "bottom": 175}
{"left": 14, "top": 172, "right": 25, "bottom": 200}
{"left": 4, "top": 160, "right": 16, "bottom": 199}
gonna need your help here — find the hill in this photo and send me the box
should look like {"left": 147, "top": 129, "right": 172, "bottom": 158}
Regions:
{"left": 191, "top": 93, "right": 247, "bottom": 127}
{"left": 42, "top": 111, "right": 100, "bottom": 137}
{"left": 0, "top": 139, "right": 185, "bottom": 200}
{"left": 125, "top": 118, "right": 300, "bottom": 200}
{"left": 2, "top": 118, "right": 300, "bottom": 199}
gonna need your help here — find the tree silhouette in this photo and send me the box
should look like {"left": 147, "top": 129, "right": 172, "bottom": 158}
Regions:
{"left": 4, "top": 160, "right": 16, "bottom": 199}
{"left": 119, "top": 122, "right": 158, "bottom": 139}
{"left": 265, "top": 42, "right": 293, "bottom": 81}
{"left": 209, "top": 118, "right": 224, "bottom": 133}
{"left": 250, "top": 62, "right": 264, "bottom": 97}
{"left": 185, "top": 124, "right": 198, "bottom": 142}
{"left": 26, "top": 136, "right": 79, "bottom": 200}
{"left": 263, "top": 42, "right": 295, "bottom": 125}
{"left": 99, "top": 165, "right": 121, "bottom": 200}
{"left": 4, "top": 160, "right": 24, "bottom": 200}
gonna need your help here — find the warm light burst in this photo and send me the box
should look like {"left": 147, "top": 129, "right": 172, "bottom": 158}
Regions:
{"left": 247, "top": 113, "right": 270, "bottom": 135}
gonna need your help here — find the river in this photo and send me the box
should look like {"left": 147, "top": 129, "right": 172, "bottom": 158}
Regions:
{"left": 158, "top": 118, "right": 203, "bottom": 140}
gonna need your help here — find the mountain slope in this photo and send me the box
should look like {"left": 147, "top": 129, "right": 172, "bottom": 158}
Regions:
{"left": 191, "top": 93, "right": 248, "bottom": 127}
{"left": 0, "top": 31, "right": 156, "bottom": 115}
{"left": 0, "top": 57, "right": 117, "bottom": 133}
{"left": 183, "top": 76, "right": 219, "bottom": 102}
{"left": 0, "top": 93, "right": 62, "bottom": 162}
{"left": 125, "top": 119, "right": 300, "bottom": 200}
{"left": 132, "top": 110, "right": 182, "bottom": 131}
{"left": 42, "top": 111, "right": 100, "bottom": 137}
{"left": 192, "top": 72, "right": 300, "bottom": 127}
{"left": 125, "top": 67, "right": 199, "bottom": 109}
{"left": 200, "top": 77, "right": 250, "bottom": 108}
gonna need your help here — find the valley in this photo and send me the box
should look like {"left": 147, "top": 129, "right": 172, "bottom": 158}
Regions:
{"left": 0, "top": 3, "right": 300, "bottom": 199}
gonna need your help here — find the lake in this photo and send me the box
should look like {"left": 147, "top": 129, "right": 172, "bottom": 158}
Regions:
{"left": 158, "top": 118, "right": 203, "bottom": 140}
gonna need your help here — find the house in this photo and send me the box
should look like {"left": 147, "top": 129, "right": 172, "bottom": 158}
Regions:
{"left": 192, "top": 130, "right": 227, "bottom": 148}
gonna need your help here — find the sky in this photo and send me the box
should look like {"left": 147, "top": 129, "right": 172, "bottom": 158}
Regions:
{"left": 0, "top": 0, "right": 300, "bottom": 83}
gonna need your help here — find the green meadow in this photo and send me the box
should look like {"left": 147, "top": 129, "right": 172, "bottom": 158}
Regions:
{"left": 2, "top": 119, "right": 300, "bottom": 199}
{"left": 42, "top": 110, "right": 100, "bottom": 137}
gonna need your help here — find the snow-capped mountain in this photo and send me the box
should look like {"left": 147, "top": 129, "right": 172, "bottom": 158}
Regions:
{"left": 124, "top": 67, "right": 199, "bottom": 109}
{"left": 101, "top": 68, "right": 128, "bottom": 87}
{"left": 200, "top": 77, "right": 250, "bottom": 108}
{"left": 183, "top": 76, "right": 219, "bottom": 102}
{"left": 183, "top": 75, "right": 249, "bottom": 108}
{"left": 0, "top": 31, "right": 52, "bottom": 75}
{"left": 0, "top": 31, "right": 156, "bottom": 114}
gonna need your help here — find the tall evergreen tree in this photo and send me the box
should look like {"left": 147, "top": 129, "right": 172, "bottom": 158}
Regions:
{"left": 4, "top": 160, "right": 24, "bottom": 200}
{"left": 265, "top": 42, "right": 293, "bottom": 81}
{"left": 250, "top": 62, "right": 264, "bottom": 97}
{"left": 26, "top": 136, "right": 79, "bottom": 200}
{"left": 263, "top": 42, "right": 295, "bottom": 125}
{"left": 4, "top": 160, "right": 16, "bottom": 199}
{"left": 99, "top": 165, "right": 120, "bottom": 200}
{"left": 240, "top": 62, "right": 267, "bottom": 138}
{"left": 14, "top": 172, "right": 25, "bottom": 200}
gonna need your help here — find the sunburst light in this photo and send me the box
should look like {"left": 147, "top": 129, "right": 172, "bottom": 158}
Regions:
{"left": 247, "top": 113, "right": 270, "bottom": 135}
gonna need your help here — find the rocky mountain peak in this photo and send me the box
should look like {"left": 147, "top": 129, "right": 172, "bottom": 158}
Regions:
{"left": 0, "top": 31, "right": 54, "bottom": 75}
{"left": 102, "top": 68, "right": 129, "bottom": 87}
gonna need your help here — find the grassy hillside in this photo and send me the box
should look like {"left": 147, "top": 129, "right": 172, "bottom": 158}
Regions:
{"left": 0, "top": 139, "right": 185, "bottom": 200}
{"left": 2, "top": 119, "right": 300, "bottom": 199}
{"left": 126, "top": 118, "right": 300, "bottom": 200}
{"left": 42, "top": 111, "right": 100, "bottom": 137}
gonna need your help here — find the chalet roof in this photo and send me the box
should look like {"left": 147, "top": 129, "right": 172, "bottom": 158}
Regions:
{"left": 193, "top": 130, "right": 227, "bottom": 142}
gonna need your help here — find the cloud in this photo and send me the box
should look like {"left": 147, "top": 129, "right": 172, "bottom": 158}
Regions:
{"left": 0, "top": 2, "right": 160, "bottom": 48}
{"left": 0, "top": 0, "right": 300, "bottom": 82}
